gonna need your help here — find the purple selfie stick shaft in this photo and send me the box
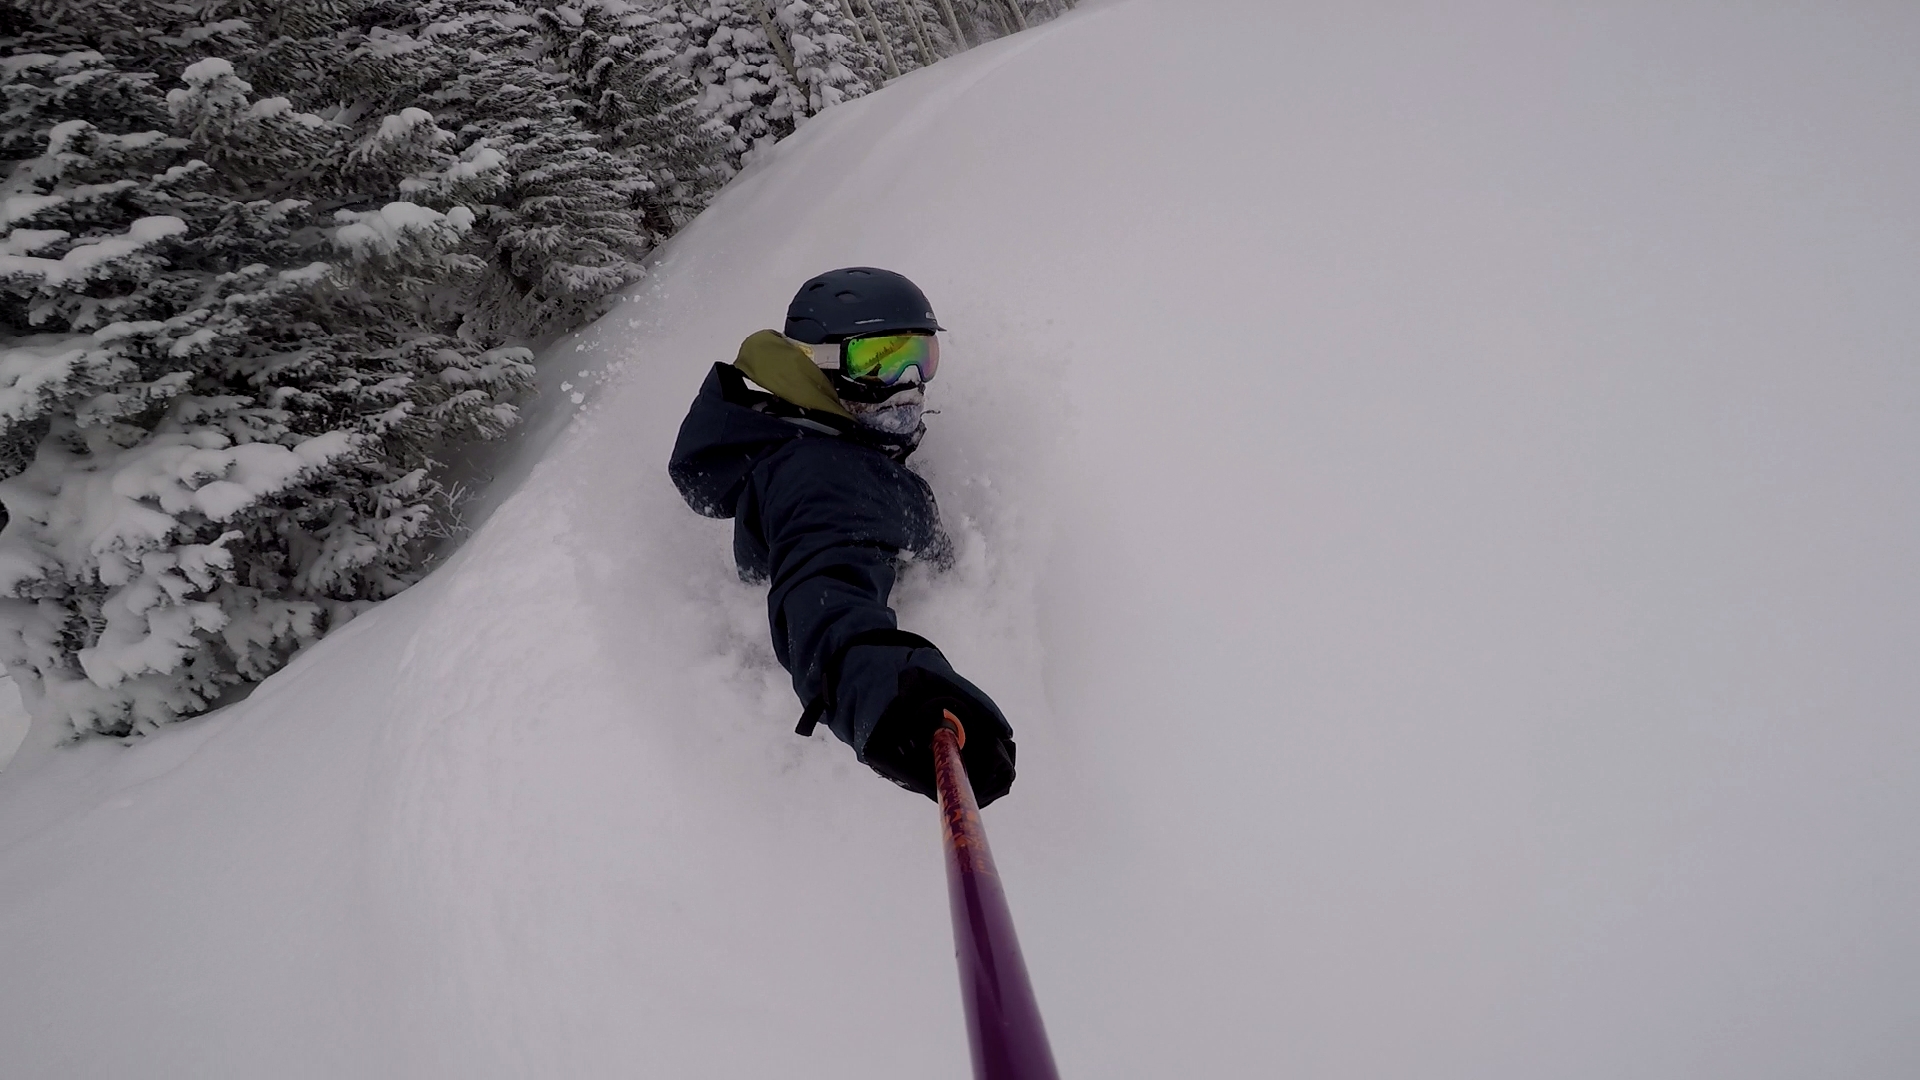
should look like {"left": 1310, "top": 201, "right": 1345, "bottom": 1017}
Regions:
{"left": 934, "top": 712, "right": 1061, "bottom": 1080}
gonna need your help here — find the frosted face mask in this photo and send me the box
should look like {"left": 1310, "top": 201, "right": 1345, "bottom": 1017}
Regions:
{"left": 842, "top": 373, "right": 926, "bottom": 436}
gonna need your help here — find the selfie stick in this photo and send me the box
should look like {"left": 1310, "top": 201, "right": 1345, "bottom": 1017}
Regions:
{"left": 933, "top": 710, "right": 1060, "bottom": 1080}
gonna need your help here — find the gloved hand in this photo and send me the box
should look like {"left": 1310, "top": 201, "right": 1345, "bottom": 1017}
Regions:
{"left": 835, "top": 644, "right": 1017, "bottom": 806}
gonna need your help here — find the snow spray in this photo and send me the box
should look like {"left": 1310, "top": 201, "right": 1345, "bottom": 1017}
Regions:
{"left": 934, "top": 711, "right": 1060, "bottom": 1080}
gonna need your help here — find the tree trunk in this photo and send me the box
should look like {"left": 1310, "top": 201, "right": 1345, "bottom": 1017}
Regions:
{"left": 837, "top": 0, "right": 869, "bottom": 45}
{"left": 857, "top": 0, "right": 902, "bottom": 77}
{"left": 1003, "top": 0, "right": 1028, "bottom": 32}
{"left": 901, "top": 0, "right": 938, "bottom": 63}
{"left": 933, "top": 0, "right": 968, "bottom": 49}
{"left": 986, "top": 2, "right": 1013, "bottom": 38}
{"left": 751, "top": 0, "right": 801, "bottom": 106}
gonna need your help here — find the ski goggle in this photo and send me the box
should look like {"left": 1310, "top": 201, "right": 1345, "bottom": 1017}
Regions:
{"left": 840, "top": 332, "right": 939, "bottom": 385}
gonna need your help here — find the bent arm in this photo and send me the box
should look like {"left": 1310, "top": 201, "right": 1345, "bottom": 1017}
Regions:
{"left": 746, "top": 438, "right": 942, "bottom": 708}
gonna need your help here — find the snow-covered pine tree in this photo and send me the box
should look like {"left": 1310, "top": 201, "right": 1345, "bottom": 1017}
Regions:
{"left": 0, "top": 2, "right": 533, "bottom": 734}
{"left": 668, "top": 1, "right": 809, "bottom": 161}
{"left": 645, "top": 2, "right": 779, "bottom": 166}
{"left": 832, "top": 0, "right": 897, "bottom": 80}
{"left": 939, "top": 0, "right": 1068, "bottom": 50}
{"left": 667, "top": 0, "right": 880, "bottom": 167}
{"left": 529, "top": 0, "right": 732, "bottom": 241}
{"left": 773, "top": 0, "right": 883, "bottom": 112}
{"left": 1012, "top": 1, "right": 1066, "bottom": 28}
{"left": 949, "top": 0, "right": 1011, "bottom": 47}
{"left": 344, "top": 0, "right": 654, "bottom": 337}
{"left": 894, "top": 0, "right": 960, "bottom": 68}
{"left": 923, "top": 0, "right": 970, "bottom": 52}
{"left": 864, "top": 0, "right": 958, "bottom": 70}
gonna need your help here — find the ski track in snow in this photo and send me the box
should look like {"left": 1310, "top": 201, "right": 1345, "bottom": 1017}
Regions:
{"left": 4, "top": 1, "right": 1920, "bottom": 1076}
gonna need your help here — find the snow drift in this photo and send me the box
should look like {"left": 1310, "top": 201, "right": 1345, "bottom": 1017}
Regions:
{"left": 3, "top": 1, "right": 1918, "bottom": 1076}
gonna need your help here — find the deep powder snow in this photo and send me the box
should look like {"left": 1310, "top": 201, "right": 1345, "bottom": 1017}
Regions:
{"left": 2, "top": 2, "right": 1917, "bottom": 1076}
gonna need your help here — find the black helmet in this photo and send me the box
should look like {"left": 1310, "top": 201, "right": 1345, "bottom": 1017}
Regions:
{"left": 784, "top": 267, "right": 944, "bottom": 344}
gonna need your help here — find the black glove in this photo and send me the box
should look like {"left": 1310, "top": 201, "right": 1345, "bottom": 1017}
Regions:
{"left": 835, "top": 643, "right": 1017, "bottom": 806}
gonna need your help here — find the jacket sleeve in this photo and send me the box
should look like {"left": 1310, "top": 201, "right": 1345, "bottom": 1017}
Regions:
{"left": 742, "top": 436, "right": 943, "bottom": 710}
{"left": 669, "top": 363, "right": 813, "bottom": 518}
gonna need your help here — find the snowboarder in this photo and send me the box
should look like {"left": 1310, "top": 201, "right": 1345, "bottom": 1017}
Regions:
{"left": 669, "top": 268, "right": 1017, "bottom": 805}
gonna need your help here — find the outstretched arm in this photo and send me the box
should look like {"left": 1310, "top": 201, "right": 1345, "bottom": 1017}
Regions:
{"left": 742, "top": 436, "right": 1015, "bottom": 804}
{"left": 747, "top": 436, "right": 935, "bottom": 708}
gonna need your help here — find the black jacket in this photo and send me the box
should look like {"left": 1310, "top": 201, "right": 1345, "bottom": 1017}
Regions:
{"left": 669, "top": 358, "right": 1017, "bottom": 802}
{"left": 669, "top": 363, "right": 945, "bottom": 724}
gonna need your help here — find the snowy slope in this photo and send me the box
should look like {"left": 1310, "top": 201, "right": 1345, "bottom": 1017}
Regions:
{"left": 5, "top": 1, "right": 1920, "bottom": 1076}
{"left": 0, "top": 679, "right": 24, "bottom": 770}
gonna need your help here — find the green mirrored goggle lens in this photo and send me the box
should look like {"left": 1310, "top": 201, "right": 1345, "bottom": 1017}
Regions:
{"left": 841, "top": 333, "right": 938, "bottom": 385}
